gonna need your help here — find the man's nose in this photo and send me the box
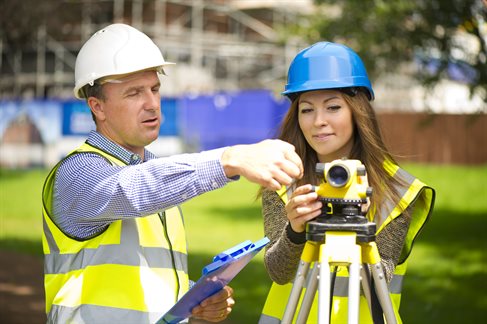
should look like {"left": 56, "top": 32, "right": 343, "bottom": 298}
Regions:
{"left": 144, "top": 91, "right": 160, "bottom": 110}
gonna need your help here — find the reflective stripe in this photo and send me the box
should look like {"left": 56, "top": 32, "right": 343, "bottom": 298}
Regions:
{"left": 42, "top": 217, "right": 58, "bottom": 254}
{"left": 259, "top": 314, "right": 281, "bottom": 324}
{"left": 378, "top": 162, "right": 414, "bottom": 225}
{"left": 393, "top": 165, "right": 416, "bottom": 184}
{"left": 48, "top": 303, "right": 160, "bottom": 324}
{"left": 331, "top": 272, "right": 403, "bottom": 297}
{"left": 388, "top": 274, "right": 404, "bottom": 294}
{"left": 44, "top": 246, "right": 188, "bottom": 274}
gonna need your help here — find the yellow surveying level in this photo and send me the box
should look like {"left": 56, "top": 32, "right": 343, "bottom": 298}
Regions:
{"left": 282, "top": 159, "right": 398, "bottom": 324}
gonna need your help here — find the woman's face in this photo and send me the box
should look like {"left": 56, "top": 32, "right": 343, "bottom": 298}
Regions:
{"left": 298, "top": 89, "right": 355, "bottom": 162}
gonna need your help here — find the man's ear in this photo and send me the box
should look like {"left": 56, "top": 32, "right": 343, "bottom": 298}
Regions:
{"left": 87, "top": 97, "right": 106, "bottom": 122}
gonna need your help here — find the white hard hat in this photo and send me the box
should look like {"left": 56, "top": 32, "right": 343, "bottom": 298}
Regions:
{"left": 73, "top": 23, "right": 174, "bottom": 99}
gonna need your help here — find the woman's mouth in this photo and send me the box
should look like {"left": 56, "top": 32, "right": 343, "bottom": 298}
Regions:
{"left": 313, "top": 133, "right": 333, "bottom": 141}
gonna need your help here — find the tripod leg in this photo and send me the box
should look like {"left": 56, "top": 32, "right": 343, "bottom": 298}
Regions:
{"left": 370, "top": 263, "right": 397, "bottom": 324}
{"left": 282, "top": 259, "right": 310, "bottom": 323}
{"left": 318, "top": 256, "right": 332, "bottom": 324}
{"left": 363, "top": 242, "right": 398, "bottom": 324}
{"left": 282, "top": 241, "right": 320, "bottom": 324}
{"left": 360, "top": 265, "right": 373, "bottom": 312}
{"left": 295, "top": 264, "right": 320, "bottom": 324}
{"left": 360, "top": 265, "right": 387, "bottom": 323}
{"left": 348, "top": 261, "right": 361, "bottom": 324}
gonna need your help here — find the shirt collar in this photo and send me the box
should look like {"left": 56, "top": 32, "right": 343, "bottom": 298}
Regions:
{"left": 86, "top": 130, "right": 155, "bottom": 164}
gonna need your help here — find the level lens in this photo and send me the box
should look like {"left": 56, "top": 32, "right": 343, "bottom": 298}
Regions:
{"left": 327, "top": 165, "right": 350, "bottom": 187}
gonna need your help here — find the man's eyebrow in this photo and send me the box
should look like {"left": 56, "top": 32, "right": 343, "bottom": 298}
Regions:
{"left": 122, "top": 85, "right": 144, "bottom": 95}
{"left": 122, "top": 81, "right": 160, "bottom": 95}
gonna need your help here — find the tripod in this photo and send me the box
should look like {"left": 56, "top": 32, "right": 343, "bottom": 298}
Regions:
{"left": 281, "top": 204, "right": 398, "bottom": 324}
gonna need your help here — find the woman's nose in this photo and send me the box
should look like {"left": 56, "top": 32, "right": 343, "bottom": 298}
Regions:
{"left": 314, "top": 111, "right": 328, "bottom": 127}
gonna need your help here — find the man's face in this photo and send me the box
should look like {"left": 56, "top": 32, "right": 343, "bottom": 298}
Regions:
{"left": 91, "top": 70, "right": 162, "bottom": 154}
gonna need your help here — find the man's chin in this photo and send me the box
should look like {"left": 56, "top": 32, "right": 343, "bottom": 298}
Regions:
{"left": 145, "top": 132, "right": 160, "bottom": 145}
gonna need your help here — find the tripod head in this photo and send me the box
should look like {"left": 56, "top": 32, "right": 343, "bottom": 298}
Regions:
{"left": 307, "top": 158, "right": 375, "bottom": 242}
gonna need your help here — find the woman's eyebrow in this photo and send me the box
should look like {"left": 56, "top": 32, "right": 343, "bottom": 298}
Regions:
{"left": 299, "top": 96, "right": 339, "bottom": 105}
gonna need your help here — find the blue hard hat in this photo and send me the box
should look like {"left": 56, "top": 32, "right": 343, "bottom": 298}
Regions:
{"left": 283, "top": 42, "right": 374, "bottom": 100}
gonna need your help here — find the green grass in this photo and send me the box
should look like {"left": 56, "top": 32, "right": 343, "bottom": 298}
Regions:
{"left": 1, "top": 164, "right": 486, "bottom": 323}
{"left": 395, "top": 164, "right": 487, "bottom": 323}
{"left": 0, "top": 168, "right": 46, "bottom": 255}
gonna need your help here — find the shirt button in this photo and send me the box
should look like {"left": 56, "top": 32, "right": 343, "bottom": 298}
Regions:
{"left": 182, "top": 193, "right": 188, "bottom": 200}
{"left": 130, "top": 154, "right": 140, "bottom": 163}
{"left": 212, "top": 181, "right": 218, "bottom": 188}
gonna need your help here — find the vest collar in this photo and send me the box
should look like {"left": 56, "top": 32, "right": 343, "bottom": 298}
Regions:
{"left": 86, "top": 130, "right": 156, "bottom": 164}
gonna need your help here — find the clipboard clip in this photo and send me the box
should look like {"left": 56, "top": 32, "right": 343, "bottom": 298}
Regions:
{"left": 203, "top": 238, "right": 269, "bottom": 275}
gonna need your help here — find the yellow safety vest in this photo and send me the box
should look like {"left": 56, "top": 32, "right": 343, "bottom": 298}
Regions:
{"left": 259, "top": 161, "right": 435, "bottom": 323}
{"left": 42, "top": 143, "right": 189, "bottom": 323}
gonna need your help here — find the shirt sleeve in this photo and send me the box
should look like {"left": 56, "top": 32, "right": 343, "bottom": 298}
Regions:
{"left": 53, "top": 148, "right": 233, "bottom": 239}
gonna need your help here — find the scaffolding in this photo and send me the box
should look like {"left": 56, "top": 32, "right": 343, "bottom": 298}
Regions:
{"left": 0, "top": 0, "right": 312, "bottom": 99}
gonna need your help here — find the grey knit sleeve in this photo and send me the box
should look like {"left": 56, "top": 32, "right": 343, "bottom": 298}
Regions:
{"left": 262, "top": 189, "right": 305, "bottom": 284}
{"left": 376, "top": 214, "right": 411, "bottom": 282}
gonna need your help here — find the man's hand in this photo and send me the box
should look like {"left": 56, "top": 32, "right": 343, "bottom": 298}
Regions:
{"left": 191, "top": 285, "right": 234, "bottom": 322}
{"left": 221, "top": 139, "right": 303, "bottom": 191}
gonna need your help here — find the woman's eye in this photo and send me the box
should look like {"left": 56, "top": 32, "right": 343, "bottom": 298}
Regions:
{"left": 299, "top": 106, "right": 313, "bottom": 114}
{"left": 328, "top": 105, "right": 341, "bottom": 111}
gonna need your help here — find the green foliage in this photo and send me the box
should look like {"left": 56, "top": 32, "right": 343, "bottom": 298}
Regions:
{"left": 303, "top": 0, "right": 486, "bottom": 101}
{"left": 1, "top": 165, "right": 486, "bottom": 323}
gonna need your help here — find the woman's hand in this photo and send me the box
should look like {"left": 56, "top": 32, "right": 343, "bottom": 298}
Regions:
{"left": 358, "top": 173, "right": 371, "bottom": 215}
{"left": 285, "top": 184, "right": 323, "bottom": 233}
{"left": 191, "top": 285, "right": 235, "bottom": 322}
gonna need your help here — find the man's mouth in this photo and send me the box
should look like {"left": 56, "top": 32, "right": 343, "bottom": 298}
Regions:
{"left": 142, "top": 117, "right": 158, "bottom": 125}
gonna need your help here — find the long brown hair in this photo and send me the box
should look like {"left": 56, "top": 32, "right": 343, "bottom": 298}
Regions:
{"left": 261, "top": 90, "right": 408, "bottom": 224}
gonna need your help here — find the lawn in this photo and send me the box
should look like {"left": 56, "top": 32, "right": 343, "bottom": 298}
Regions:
{"left": 0, "top": 164, "right": 486, "bottom": 323}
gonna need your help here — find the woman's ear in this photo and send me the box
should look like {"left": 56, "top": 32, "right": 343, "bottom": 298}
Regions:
{"left": 87, "top": 97, "right": 106, "bottom": 122}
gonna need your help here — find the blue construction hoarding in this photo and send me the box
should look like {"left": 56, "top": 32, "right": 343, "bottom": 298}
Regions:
{"left": 61, "top": 98, "right": 179, "bottom": 137}
{"left": 0, "top": 89, "right": 290, "bottom": 151}
{"left": 179, "top": 89, "right": 289, "bottom": 150}
{"left": 0, "top": 100, "right": 63, "bottom": 144}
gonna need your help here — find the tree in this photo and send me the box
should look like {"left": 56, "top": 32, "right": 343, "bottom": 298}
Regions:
{"left": 294, "top": 0, "right": 486, "bottom": 104}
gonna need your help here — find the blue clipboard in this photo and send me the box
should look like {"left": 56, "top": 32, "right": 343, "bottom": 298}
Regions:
{"left": 157, "top": 237, "right": 270, "bottom": 324}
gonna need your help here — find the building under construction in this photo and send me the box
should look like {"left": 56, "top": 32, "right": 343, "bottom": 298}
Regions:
{"left": 0, "top": 0, "right": 313, "bottom": 99}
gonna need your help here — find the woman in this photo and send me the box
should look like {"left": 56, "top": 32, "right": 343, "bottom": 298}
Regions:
{"left": 258, "top": 42, "right": 435, "bottom": 323}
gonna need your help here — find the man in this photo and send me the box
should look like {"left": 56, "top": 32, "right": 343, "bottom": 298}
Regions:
{"left": 42, "top": 24, "right": 303, "bottom": 323}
